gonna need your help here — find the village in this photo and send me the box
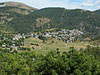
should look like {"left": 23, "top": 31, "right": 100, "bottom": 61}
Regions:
{"left": 42, "top": 29, "right": 84, "bottom": 42}
{"left": 29, "top": 29, "right": 84, "bottom": 43}
{"left": 0, "top": 29, "right": 84, "bottom": 52}
{"left": 0, "top": 33, "right": 25, "bottom": 52}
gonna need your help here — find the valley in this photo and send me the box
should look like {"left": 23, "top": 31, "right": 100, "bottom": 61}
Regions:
{"left": 0, "top": 29, "right": 97, "bottom": 54}
{"left": 0, "top": 1, "right": 100, "bottom": 75}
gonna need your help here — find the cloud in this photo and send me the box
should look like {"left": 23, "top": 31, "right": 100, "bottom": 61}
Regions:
{"left": 0, "top": 0, "right": 100, "bottom": 10}
{"left": 14, "top": 0, "right": 80, "bottom": 9}
{"left": 97, "top": 6, "right": 100, "bottom": 8}
{"left": 96, "top": 0, "right": 100, "bottom": 4}
{"left": 81, "top": 0, "right": 95, "bottom": 7}
{"left": 81, "top": 3, "right": 94, "bottom": 7}
{"left": 79, "top": 0, "right": 100, "bottom": 10}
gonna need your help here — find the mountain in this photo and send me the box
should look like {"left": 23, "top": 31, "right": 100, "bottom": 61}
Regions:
{"left": 4, "top": 2, "right": 37, "bottom": 10}
{"left": 32, "top": 8, "right": 100, "bottom": 35}
{"left": 0, "top": 2, "right": 36, "bottom": 33}
{"left": 0, "top": 2, "right": 100, "bottom": 36}
{"left": 94, "top": 9, "right": 100, "bottom": 14}
{"left": 0, "top": 2, "right": 39, "bottom": 33}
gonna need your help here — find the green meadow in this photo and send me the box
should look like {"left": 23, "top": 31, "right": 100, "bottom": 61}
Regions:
{"left": 23, "top": 37, "right": 93, "bottom": 54}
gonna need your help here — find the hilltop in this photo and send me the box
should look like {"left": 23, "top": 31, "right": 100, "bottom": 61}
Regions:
{"left": 0, "top": 2, "right": 38, "bottom": 33}
{"left": 3, "top": 1, "right": 37, "bottom": 10}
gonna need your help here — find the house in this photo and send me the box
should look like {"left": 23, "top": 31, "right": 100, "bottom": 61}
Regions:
{"left": 6, "top": 48, "right": 11, "bottom": 50}
{"left": 3, "top": 37, "right": 8, "bottom": 40}
{"left": 13, "top": 34, "right": 22, "bottom": 40}
{"left": 31, "top": 34, "right": 34, "bottom": 37}
{"left": 44, "top": 33, "right": 51, "bottom": 38}
{"left": 14, "top": 47, "right": 18, "bottom": 51}
{"left": 10, "top": 44, "right": 16, "bottom": 48}
{"left": 2, "top": 45, "right": 6, "bottom": 48}
{"left": 0, "top": 3, "right": 6, "bottom": 7}
{"left": 22, "top": 34, "right": 25, "bottom": 38}
{"left": 10, "top": 44, "right": 18, "bottom": 51}
{"left": 34, "top": 34, "right": 40, "bottom": 38}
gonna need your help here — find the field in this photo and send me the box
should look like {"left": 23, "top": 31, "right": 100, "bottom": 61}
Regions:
{"left": 23, "top": 37, "right": 93, "bottom": 54}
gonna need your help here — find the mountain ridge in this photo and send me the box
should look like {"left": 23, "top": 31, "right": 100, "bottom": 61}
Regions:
{"left": 0, "top": 1, "right": 37, "bottom": 10}
{"left": 0, "top": 2, "right": 100, "bottom": 36}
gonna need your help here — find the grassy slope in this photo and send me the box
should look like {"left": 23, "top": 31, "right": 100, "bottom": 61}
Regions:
{"left": 24, "top": 38, "right": 92, "bottom": 54}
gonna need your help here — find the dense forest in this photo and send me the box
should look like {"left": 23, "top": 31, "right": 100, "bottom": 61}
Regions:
{"left": 33, "top": 8, "right": 100, "bottom": 36}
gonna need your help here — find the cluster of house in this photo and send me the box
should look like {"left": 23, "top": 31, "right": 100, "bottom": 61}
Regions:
{"left": 30, "top": 29, "right": 84, "bottom": 42}
{"left": 13, "top": 33, "right": 25, "bottom": 40}
{"left": 44, "top": 29, "right": 84, "bottom": 42}
{"left": 0, "top": 29, "right": 84, "bottom": 51}
{"left": 0, "top": 33, "right": 25, "bottom": 51}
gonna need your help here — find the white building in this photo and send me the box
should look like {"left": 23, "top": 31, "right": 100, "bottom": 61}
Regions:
{"left": 13, "top": 34, "right": 22, "bottom": 40}
{"left": 2, "top": 45, "right": 6, "bottom": 48}
{"left": 0, "top": 3, "right": 6, "bottom": 7}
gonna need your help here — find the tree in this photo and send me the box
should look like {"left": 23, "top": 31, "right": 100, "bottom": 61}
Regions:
{"left": 34, "top": 49, "right": 100, "bottom": 75}
{"left": 38, "top": 35, "right": 47, "bottom": 43}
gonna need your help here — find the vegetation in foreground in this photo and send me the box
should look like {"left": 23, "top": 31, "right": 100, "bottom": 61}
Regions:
{"left": 0, "top": 46, "right": 100, "bottom": 75}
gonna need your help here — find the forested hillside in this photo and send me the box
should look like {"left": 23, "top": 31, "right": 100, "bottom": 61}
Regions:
{"left": 94, "top": 9, "right": 100, "bottom": 14}
{"left": 0, "top": 5, "right": 37, "bottom": 33}
{"left": 0, "top": 7, "right": 27, "bottom": 32}
{"left": 33, "top": 8, "right": 100, "bottom": 36}
{"left": 0, "top": 2, "right": 100, "bottom": 36}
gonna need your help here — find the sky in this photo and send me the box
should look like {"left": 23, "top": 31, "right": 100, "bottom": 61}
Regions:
{"left": 0, "top": 0, "right": 100, "bottom": 11}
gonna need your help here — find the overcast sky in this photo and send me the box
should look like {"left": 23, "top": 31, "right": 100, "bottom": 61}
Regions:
{"left": 0, "top": 0, "right": 100, "bottom": 11}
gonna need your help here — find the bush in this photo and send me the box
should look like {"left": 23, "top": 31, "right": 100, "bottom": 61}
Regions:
{"left": 31, "top": 43, "right": 39, "bottom": 46}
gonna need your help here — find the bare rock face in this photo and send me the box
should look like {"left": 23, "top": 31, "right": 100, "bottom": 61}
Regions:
{"left": 4, "top": 1, "right": 37, "bottom": 10}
